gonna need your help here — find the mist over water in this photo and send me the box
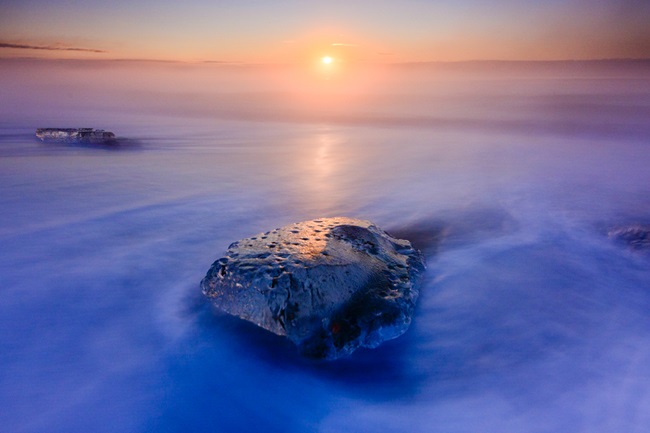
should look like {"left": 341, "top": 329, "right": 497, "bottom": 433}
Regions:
{"left": 1, "top": 59, "right": 650, "bottom": 432}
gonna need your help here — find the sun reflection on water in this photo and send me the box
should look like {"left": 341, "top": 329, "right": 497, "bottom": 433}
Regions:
{"left": 295, "top": 128, "right": 346, "bottom": 213}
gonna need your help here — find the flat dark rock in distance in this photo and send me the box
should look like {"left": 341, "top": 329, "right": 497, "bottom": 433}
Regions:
{"left": 201, "top": 217, "right": 426, "bottom": 360}
{"left": 608, "top": 224, "right": 650, "bottom": 252}
{"left": 36, "top": 128, "right": 116, "bottom": 144}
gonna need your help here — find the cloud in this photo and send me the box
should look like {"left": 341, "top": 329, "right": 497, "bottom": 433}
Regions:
{"left": 331, "top": 43, "right": 357, "bottom": 47}
{"left": 0, "top": 42, "right": 106, "bottom": 53}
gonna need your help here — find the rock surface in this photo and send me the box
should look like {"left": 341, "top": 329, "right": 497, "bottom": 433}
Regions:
{"left": 201, "top": 217, "right": 426, "bottom": 360}
{"left": 36, "top": 128, "right": 116, "bottom": 144}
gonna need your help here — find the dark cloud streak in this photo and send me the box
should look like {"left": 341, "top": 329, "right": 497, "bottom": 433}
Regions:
{"left": 0, "top": 42, "right": 106, "bottom": 53}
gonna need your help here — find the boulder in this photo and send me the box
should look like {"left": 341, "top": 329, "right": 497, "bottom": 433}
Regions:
{"left": 201, "top": 217, "right": 426, "bottom": 360}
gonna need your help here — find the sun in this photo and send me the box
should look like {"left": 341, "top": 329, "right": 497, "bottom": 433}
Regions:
{"left": 321, "top": 56, "right": 333, "bottom": 64}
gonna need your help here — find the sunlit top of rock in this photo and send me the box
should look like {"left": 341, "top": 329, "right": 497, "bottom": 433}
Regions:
{"left": 201, "top": 217, "right": 426, "bottom": 360}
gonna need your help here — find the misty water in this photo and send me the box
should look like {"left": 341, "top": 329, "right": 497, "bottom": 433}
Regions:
{"left": 1, "top": 59, "right": 650, "bottom": 432}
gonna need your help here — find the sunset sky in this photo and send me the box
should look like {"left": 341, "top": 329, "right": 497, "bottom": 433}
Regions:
{"left": 2, "top": 0, "right": 650, "bottom": 63}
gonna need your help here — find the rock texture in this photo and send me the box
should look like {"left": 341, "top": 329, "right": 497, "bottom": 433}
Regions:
{"left": 201, "top": 217, "right": 426, "bottom": 360}
{"left": 36, "top": 128, "right": 116, "bottom": 144}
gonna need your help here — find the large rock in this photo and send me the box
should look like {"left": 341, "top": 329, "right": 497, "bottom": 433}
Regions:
{"left": 201, "top": 217, "right": 426, "bottom": 360}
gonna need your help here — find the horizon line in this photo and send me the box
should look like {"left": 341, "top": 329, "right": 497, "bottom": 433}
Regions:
{"left": 2, "top": 55, "right": 650, "bottom": 66}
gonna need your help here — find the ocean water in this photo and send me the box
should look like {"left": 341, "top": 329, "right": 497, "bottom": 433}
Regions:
{"left": 1, "top": 59, "right": 650, "bottom": 432}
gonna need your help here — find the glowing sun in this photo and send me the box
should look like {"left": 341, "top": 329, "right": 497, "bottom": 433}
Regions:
{"left": 321, "top": 56, "right": 333, "bottom": 64}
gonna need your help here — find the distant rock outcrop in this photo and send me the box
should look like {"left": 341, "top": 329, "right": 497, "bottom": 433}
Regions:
{"left": 36, "top": 128, "right": 116, "bottom": 144}
{"left": 608, "top": 225, "right": 650, "bottom": 252}
{"left": 201, "top": 217, "right": 426, "bottom": 360}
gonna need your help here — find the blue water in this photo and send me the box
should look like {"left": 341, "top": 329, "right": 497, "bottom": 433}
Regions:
{"left": 1, "top": 60, "right": 650, "bottom": 432}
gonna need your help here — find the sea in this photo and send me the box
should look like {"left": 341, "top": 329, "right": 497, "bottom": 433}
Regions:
{"left": 1, "top": 58, "right": 650, "bottom": 432}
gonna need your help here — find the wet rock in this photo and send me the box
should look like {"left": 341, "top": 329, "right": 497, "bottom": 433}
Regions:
{"left": 201, "top": 217, "right": 426, "bottom": 360}
{"left": 36, "top": 128, "right": 116, "bottom": 144}
{"left": 608, "top": 225, "right": 650, "bottom": 252}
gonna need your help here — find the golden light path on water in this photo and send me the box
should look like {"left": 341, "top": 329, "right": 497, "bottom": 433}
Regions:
{"left": 306, "top": 129, "right": 339, "bottom": 211}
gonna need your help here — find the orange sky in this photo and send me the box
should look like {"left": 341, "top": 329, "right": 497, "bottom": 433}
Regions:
{"left": 1, "top": 0, "right": 650, "bottom": 63}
